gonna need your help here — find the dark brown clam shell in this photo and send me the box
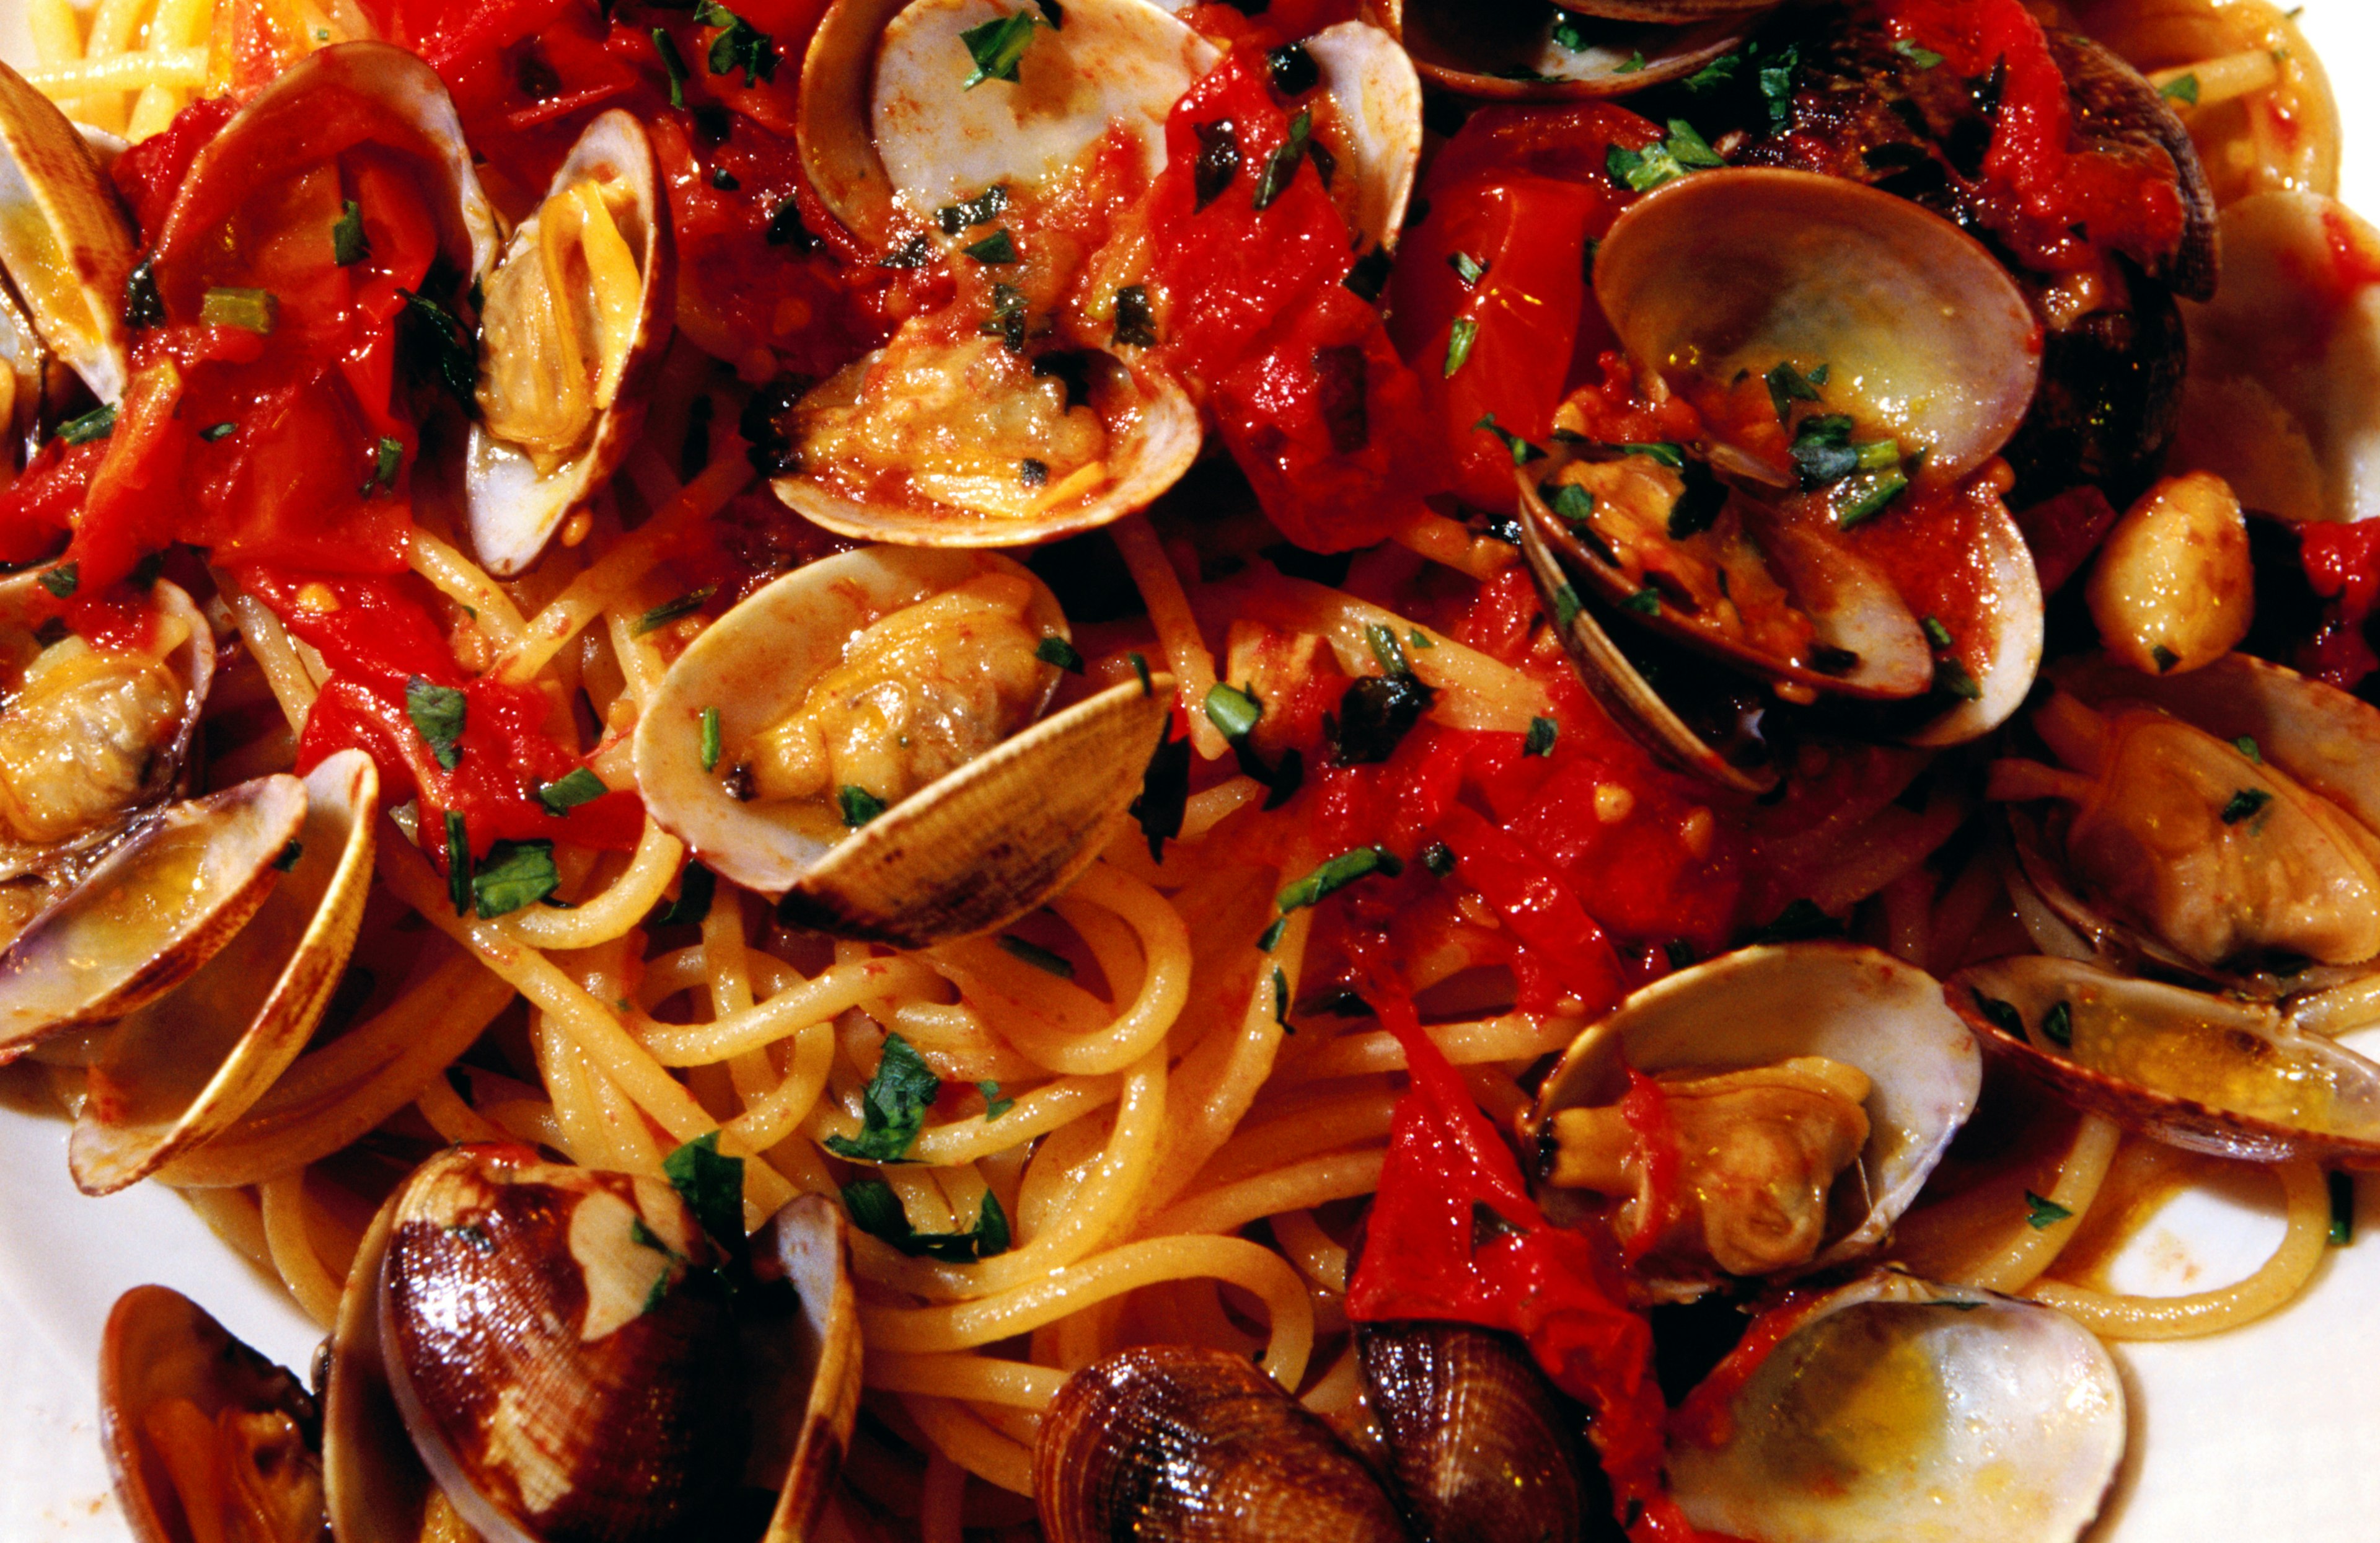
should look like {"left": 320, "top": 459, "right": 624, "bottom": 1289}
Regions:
{"left": 2048, "top": 30, "right": 2219, "bottom": 301}
{"left": 1036, "top": 1345, "right": 1413, "bottom": 1543}
{"left": 1357, "top": 1322, "right": 1589, "bottom": 1543}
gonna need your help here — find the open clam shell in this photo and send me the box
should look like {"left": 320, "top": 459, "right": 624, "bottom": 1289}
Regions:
{"left": 772, "top": 351, "right": 1204, "bottom": 549}
{"left": 326, "top": 1146, "right": 860, "bottom": 1543}
{"left": 800, "top": 0, "right": 1222, "bottom": 247}
{"left": 1300, "top": 22, "right": 1424, "bottom": 254}
{"left": 637, "top": 545, "right": 1175, "bottom": 946}
{"left": 1528, "top": 942, "right": 1982, "bottom": 1299}
{"left": 100, "top": 1285, "right": 324, "bottom": 1543}
{"left": 2003, "top": 652, "right": 2380, "bottom": 994}
{"left": 1949, "top": 953, "right": 2380, "bottom": 1167}
{"left": 0, "top": 576, "right": 217, "bottom": 885}
{"left": 0, "top": 58, "right": 137, "bottom": 404}
{"left": 69, "top": 751, "right": 379, "bottom": 1196}
{"left": 467, "top": 110, "right": 673, "bottom": 578}
{"left": 1668, "top": 1270, "right": 2125, "bottom": 1543}
{"left": 1367, "top": 0, "right": 1763, "bottom": 101}
{"left": 0, "top": 774, "right": 307, "bottom": 1063}
{"left": 1593, "top": 168, "right": 2043, "bottom": 482}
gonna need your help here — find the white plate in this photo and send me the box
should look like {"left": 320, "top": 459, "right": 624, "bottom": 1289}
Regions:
{"left": 3, "top": 4, "right": 2379, "bottom": 1538}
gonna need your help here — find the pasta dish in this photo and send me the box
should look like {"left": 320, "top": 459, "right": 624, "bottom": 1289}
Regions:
{"left": 0, "top": 0, "right": 2368, "bottom": 1539}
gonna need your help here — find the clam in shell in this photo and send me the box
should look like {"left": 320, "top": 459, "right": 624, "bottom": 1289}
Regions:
{"left": 1949, "top": 953, "right": 2380, "bottom": 1167}
{"left": 637, "top": 545, "right": 1175, "bottom": 946}
{"left": 1036, "top": 1344, "right": 1413, "bottom": 1543}
{"left": 69, "top": 749, "right": 379, "bottom": 1195}
{"left": 326, "top": 1146, "right": 862, "bottom": 1543}
{"left": 1527, "top": 942, "right": 1983, "bottom": 1301}
{"left": 1668, "top": 1270, "right": 2127, "bottom": 1543}
{"left": 1367, "top": 0, "right": 1767, "bottom": 101}
{"left": 99, "top": 1285, "right": 324, "bottom": 1543}
{"left": 0, "top": 772, "right": 307, "bottom": 1063}
{"left": 467, "top": 110, "right": 674, "bottom": 577}
{"left": 0, "top": 56, "right": 138, "bottom": 404}
{"left": 1356, "top": 1322, "right": 1587, "bottom": 1543}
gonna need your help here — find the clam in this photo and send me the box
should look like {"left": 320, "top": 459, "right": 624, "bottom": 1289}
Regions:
{"left": 99, "top": 1285, "right": 324, "bottom": 1543}
{"left": 636, "top": 545, "right": 1175, "bottom": 947}
{"left": 1517, "top": 167, "right": 2047, "bottom": 785}
{"left": 325, "top": 1143, "right": 862, "bottom": 1543}
{"left": 69, "top": 749, "right": 379, "bottom": 1195}
{"left": 0, "top": 773, "right": 306, "bottom": 1063}
{"left": 1990, "top": 652, "right": 2380, "bottom": 995}
{"left": 1299, "top": 21, "right": 1425, "bottom": 254}
{"left": 1667, "top": 1270, "right": 2126, "bottom": 1543}
{"left": 0, "top": 575, "right": 215, "bottom": 884}
{"left": 1949, "top": 954, "right": 2380, "bottom": 1168}
{"left": 0, "top": 57, "right": 138, "bottom": 404}
{"left": 467, "top": 110, "right": 674, "bottom": 577}
{"left": 1525, "top": 942, "right": 1982, "bottom": 1301}
{"left": 1036, "top": 1344, "right": 1413, "bottom": 1543}
{"left": 799, "top": 0, "right": 1222, "bottom": 247}
{"left": 1356, "top": 1322, "right": 1588, "bottom": 1543}
{"left": 2169, "top": 190, "right": 2380, "bottom": 526}
{"left": 1367, "top": 0, "right": 1768, "bottom": 101}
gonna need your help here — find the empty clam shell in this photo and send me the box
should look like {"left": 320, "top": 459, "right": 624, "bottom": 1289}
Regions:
{"left": 1593, "top": 167, "right": 2042, "bottom": 481}
{"left": 0, "top": 773, "right": 307, "bottom": 1063}
{"left": 637, "top": 545, "right": 1175, "bottom": 945}
{"left": 69, "top": 750, "right": 379, "bottom": 1195}
{"left": 1370, "top": 0, "right": 1761, "bottom": 100}
{"left": 1668, "top": 1270, "right": 2126, "bottom": 1543}
{"left": 0, "top": 58, "right": 137, "bottom": 404}
{"left": 1949, "top": 953, "right": 2380, "bottom": 1167}
{"left": 467, "top": 110, "right": 674, "bottom": 578}
{"left": 100, "top": 1285, "right": 324, "bottom": 1543}
{"left": 801, "top": 0, "right": 1221, "bottom": 245}
{"left": 1036, "top": 1344, "right": 1411, "bottom": 1543}
{"left": 1302, "top": 22, "right": 1423, "bottom": 253}
{"left": 1530, "top": 942, "right": 1982, "bottom": 1298}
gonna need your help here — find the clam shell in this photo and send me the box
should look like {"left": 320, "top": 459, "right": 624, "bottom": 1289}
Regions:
{"left": 1302, "top": 22, "right": 1422, "bottom": 254}
{"left": 1356, "top": 1322, "right": 1586, "bottom": 1543}
{"left": 324, "top": 1192, "right": 434, "bottom": 1543}
{"left": 0, "top": 58, "right": 136, "bottom": 404}
{"left": 1036, "top": 1344, "right": 1411, "bottom": 1543}
{"left": 150, "top": 42, "right": 499, "bottom": 293}
{"left": 1668, "top": 1270, "right": 2126, "bottom": 1543}
{"left": 772, "top": 354, "right": 1204, "bottom": 548}
{"left": 69, "top": 750, "right": 379, "bottom": 1195}
{"left": 749, "top": 1195, "right": 863, "bottom": 1543}
{"left": 100, "top": 1285, "right": 322, "bottom": 1543}
{"left": 800, "top": 0, "right": 1220, "bottom": 246}
{"left": 1593, "top": 167, "right": 2042, "bottom": 482}
{"left": 466, "top": 110, "right": 674, "bottom": 578}
{"left": 1898, "top": 491, "right": 2044, "bottom": 748}
{"left": 1368, "top": 0, "right": 1760, "bottom": 101}
{"left": 0, "top": 774, "right": 307, "bottom": 1063}
{"left": 638, "top": 546, "right": 1175, "bottom": 945}
{"left": 2048, "top": 30, "right": 2219, "bottom": 302}
{"left": 377, "top": 1144, "right": 743, "bottom": 1543}
{"left": 1530, "top": 942, "right": 1983, "bottom": 1298}
{"left": 1948, "top": 953, "right": 2380, "bottom": 1167}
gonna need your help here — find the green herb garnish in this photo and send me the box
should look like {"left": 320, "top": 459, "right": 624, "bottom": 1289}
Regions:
{"left": 407, "top": 677, "right": 466, "bottom": 770}
{"left": 472, "top": 839, "right": 560, "bottom": 919}
{"left": 840, "top": 784, "right": 886, "bottom": 828}
{"left": 824, "top": 1034, "right": 940, "bottom": 1162}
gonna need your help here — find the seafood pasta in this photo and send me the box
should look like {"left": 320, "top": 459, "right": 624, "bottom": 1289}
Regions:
{"left": 0, "top": 0, "right": 2371, "bottom": 1539}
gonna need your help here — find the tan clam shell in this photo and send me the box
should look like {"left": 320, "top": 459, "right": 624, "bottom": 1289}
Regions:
{"left": 0, "top": 58, "right": 136, "bottom": 404}
{"left": 1594, "top": 167, "right": 2043, "bottom": 483}
{"left": 1301, "top": 22, "right": 1423, "bottom": 254}
{"left": 1947, "top": 953, "right": 2380, "bottom": 1167}
{"left": 466, "top": 110, "right": 674, "bottom": 578}
{"left": 0, "top": 576, "right": 218, "bottom": 884}
{"left": 2008, "top": 651, "right": 2380, "bottom": 994}
{"left": 1355, "top": 1322, "right": 1586, "bottom": 1543}
{"left": 1036, "top": 1344, "right": 1411, "bottom": 1543}
{"left": 772, "top": 355, "right": 1204, "bottom": 548}
{"left": 1365, "top": 0, "right": 1759, "bottom": 101}
{"left": 1528, "top": 942, "right": 1983, "bottom": 1299}
{"left": 800, "top": 0, "right": 1220, "bottom": 247}
{"left": 638, "top": 546, "right": 1175, "bottom": 945}
{"left": 324, "top": 1192, "right": 433, "bottom": 1543}
{"left": 151, "top": 42, "right": 500, "bottom": 290}
{"left": 0, "top": 773, "right": 307, "bottom": 1063}
{"left": 69, "top": 750, "right": 379, "bottom": 1195}
{"left": 750, "top": 1195, "right": 864, "bottom": 1543}
{"left": 1669, "top": 1270, "right": 2126, "bottom": 1543}
{"left": 100, "top": 1285, "right": 323, "bottom": 1543}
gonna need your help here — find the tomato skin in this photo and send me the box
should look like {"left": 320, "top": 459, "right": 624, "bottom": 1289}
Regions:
{"left": 0, "top": 440, "right": 104, "bottom": 567}
{"left": 111, "top": 97, "right": 236, "bottom": 239}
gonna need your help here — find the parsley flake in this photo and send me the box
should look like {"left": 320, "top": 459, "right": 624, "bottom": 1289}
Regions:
{"left": 406, "top": 678, "right": 466, "bottom": 770}
{"left": 537, "top": 767, "right": 607, "bottom": 816}
{"left": 824, "top": 1034, "right": 940, "bottom": 1162}
{"left": 840, "top": 785, "right": 887, "bottom": 828}
{"left": 699, "top": 706, "right": 723, "bottom": 772}
{"left": 2223, "top": 788, "right": 2272, "bottom": 824}
{"left": 635, "top": 585, "right": 719, "bottom": 635}
{"left": 664, "top": 1131, "right": 746, "bottom": 1252}
{"left": 472, "top": 839, "right": 560, "bottom": 919}
{"left": 37, "top": 563, "right": 76, "bottom": 599}
{"left": 332, "top": 199, "right": 369, "bottom": 267}
{"left": 998, "top": 935, "right": 1075, "bottom": 978}
{"left": 1525, "top": 716, "right": 1558, "bottom": 757}
{"left": 2024, "top": 1190, "right": 2074, "bottom": 1229}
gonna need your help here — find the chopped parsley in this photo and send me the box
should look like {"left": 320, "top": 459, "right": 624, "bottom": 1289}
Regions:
{"left": 1131, "top": 718, "right": 1191, "bottom": 863}
{"left": 840, "top": 784, "right": 887, "bottom": 828}
{"left": 963, "top": 228, "right": 1019, "bottom": 265}
{"left": 635, "top": 585, "right": 720, "bottom": 635}
{"left": 938, "top": 186, "right": 1009, "bottom": 236}
{"left": 472, "top": 839, "right": 560, "bottom": 919}
{"left": 1450, "top": 250, "right": 1486, "bottom": 286}
{"left": 1251, "top": 108, "right": 1312, "bottom": 211}
{"left": 1443, "top": 317, "right": 1479, "bottom": 378}
{"left": 59, "top": 404, "right": 115, "bottom": 445}
{"left": 693, "top": 0, "right": 779, "bottom": 87}
{"left": 443, "top": 810, "right": 471, "bottom": 917}
{"left": 2331, "top": 1172, "right": 2355, "bottom": 1245}
{"left": 960, "top": 9, "right": 1041, "bottom": 87}
{"left": 395, "top": 285, "right": 479, "bottom": 415}
{"left": 1035, "top": 634, "right": 1084, "bottom": 672}
{"left": 664, "top": 1131, "right": 746, "bottom": 1253}
{"left": 979, "top": 1081, "right": 1015, "bottom": 1119}
{"left": 2235, "top": 736, "right": 2262, "bottom": 764}
{"left": 1835, "top": 467, "right": 1909, "bottom": 528}
{"left": 844, "top": 1178, "right": 1011, "bottom": 1261}
{"left": 2222, "top": 788, "right": 2272, "bottom": 825}
{"left": 332, "top": 199, "right": 369, "bottom": 266}
{"left": 1276, "top": 846, "right": 1403, "bottom": 914}
{"left": 537, "top": 767, "right": 608, "bottom": 815}
{"left": 1541, "top": 479, "right": 1597, "bottom": 528}
{"left": 998, "top": 935, "right": 1075, "bottom": 978}
{"left": 651, "top": 26, "right": 689, "bottom": 107}
{"left": 1421, "top": 841, "right": 1456, "bottom": 877}
{"left": 200, "top": 422, "right": 237, "bottom": 442}
{"left": 1895, "top": 38, "right": 1946, "bottom": 68}
{"left": 2160, "top": 72, "right": 2200, "bottom": 106}
{"left": 823, "top": 1033, "right": 940, "bottom": 1162}
{"left": 406, "top": 677, "right": 466, "bottom": 771}
{"left": 1474, "top": 413, "right": 1545, "bottom": 466}
{"left": 1605, "top": 120, "right": 1724, "bottom": 193}
{"left": 1765, "top": 360, "right": 1825, "bottom": 420}
{"left": 1525, "top": 716, "right": 1558, "bottom": 756}
{"left": 651, "top": 862, "right": 715, "bottom": 927}
{"left": 2042, "top": 999, "right": 2073, "bottom": 1048}
{"left": 363, "top": 435, "right": 403, "bottom": 497}
{"left": 2024, "top": 1190, "right": 2074, "bottom": 1230}
{"left": 1923, "top": 615, "right": 1955, "bottom": 650}
{"left": 877, "top": 234, "right": 935, "bottom": 269}
{"left": 1971, "top": 990, "right": 2025, "bottom": 1037}
{"left": 699, "top": 706, "right": 723, "bottom": 772}
{"left": 1193, "top": 118, "right": 1240, "bottom": 210}
{"left": 37, "top": 564, "right": 76, "bottom": 599}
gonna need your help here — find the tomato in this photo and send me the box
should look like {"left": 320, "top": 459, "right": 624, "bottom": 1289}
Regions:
{"left": 110, "top": 97, "right": 234, "bottom": 239}
{"left": 0, "top": 440, "right": 105, "bottom": 567}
